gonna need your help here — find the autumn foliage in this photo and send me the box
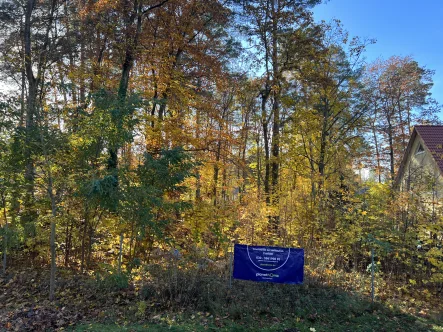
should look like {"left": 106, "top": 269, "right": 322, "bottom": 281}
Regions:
{"left": 0, "top": 0, "right": 442, "bottom": 328}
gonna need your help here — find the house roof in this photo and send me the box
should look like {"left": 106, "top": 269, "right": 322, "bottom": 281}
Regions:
{"left": 414, "top": 125, "right": 443, "bottom": 173}
{"left": 394, "top": 125, "right": 443, "bottom": 187}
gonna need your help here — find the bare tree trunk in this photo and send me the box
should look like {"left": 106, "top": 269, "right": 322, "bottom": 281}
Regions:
{"left": 387, "top": 114, "right": 395, "bottom": 182}
{"left": 213, "top": 140, "right": 221, "bottom": 206}
{"left": 318, "top": 102, "right": 329, "bottom": 192}
{"left": 39, "top": 117, "right": 58, "bottom": 301}
{"left": 86, "top": 222, "right": 94, "bottom": 268}
{"left": 128, "top": 219, "right": 135, "bottom": 264}
{"left": 39, "top": 108, "right": 58, "bottom": 301}
{"left": 2, "top": 192, "right": 7, "bottom": 274}
{"left": 118, "top": 233, "right": 124, "bottom": 273}
{"left": 20, "top": 17, "right": 26, "bottom": 128}
{"left": 195, "top": 108, "right": 201, "bottom": 201}
{"left": 49, "top": 218, "right": 56, "bottom": 301}
{"left": 261, "top": 93, "right": 270, "bottom": 204}
{"left": 64, "top": 217, "right": 73, "bottom": 267}
{"left": 80, "top": 211, "right": 88, "bottom": 273}
{"left": 79, "top": 35, "right": 86, "bottom": 105}
{"left": 23, "top": 0, "right": 37, "bottom": 229}
{"left": 222, "top": 167, "right": 227, "bottom": 203}
{"left": 372, "top": 122, "right": 382, "bottom": 183}
{"left": 239, "top": 107, "right": 249, "bottom": 202}
{"left": 150, "top": 69, "right": 158, "bottom": 128}
{"left": 270, "top": 0, "right": 280, "bottom": 213}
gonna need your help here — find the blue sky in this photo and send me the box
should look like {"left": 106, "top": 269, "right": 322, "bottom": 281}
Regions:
{"left": 313, "top": 0, "right": 443, "bottom": 108}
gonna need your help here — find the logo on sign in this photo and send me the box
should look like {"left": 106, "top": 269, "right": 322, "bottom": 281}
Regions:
{"left": 256, "top": 273, "right": 279, "bottom": 277}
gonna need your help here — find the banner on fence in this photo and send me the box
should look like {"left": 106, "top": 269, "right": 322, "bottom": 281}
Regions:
{"left": 233, "top": 244, "right": 304, "bottom": 284}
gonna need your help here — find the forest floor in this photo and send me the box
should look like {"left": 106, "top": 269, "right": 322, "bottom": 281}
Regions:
{"left": 0, "top": 265, "right": 442, "bottom": 331}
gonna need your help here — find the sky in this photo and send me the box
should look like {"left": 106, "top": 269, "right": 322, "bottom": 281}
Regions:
{"left": 313, "top": 0, "right": 443, "bottom": 110}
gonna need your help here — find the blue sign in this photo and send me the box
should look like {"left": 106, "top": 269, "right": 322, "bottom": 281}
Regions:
{"left": 233, "top": 244, "right": 304, "bottom": 284}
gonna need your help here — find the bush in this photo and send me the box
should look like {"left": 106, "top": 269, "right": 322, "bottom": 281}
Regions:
{"left": 94, "top": 265, "right": 129, "bottom": 291}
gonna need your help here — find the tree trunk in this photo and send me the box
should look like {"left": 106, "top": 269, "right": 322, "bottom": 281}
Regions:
{"left": 387, "top": 114, "right": 395, "bottom": 182}
{"left": 118, "top": 233, "right": 124, "bottom": 273}
{"left": 372, "top": 123, "right": 382, "bottom": 183}
{"left": 261, "top": 93, "right": 270, "bottom": 204}
{"left": 2, "top": 192, "right": 7, "bottom": 274}
{"left": 64, "top": 217, "right": 73, "bottom": 267}
{"left": 213, "top": 140, "right": 221, "bottom": 206}
{"left": 222, "top": 167, "right": 227, "bottom": 203}
{"left": 195, "top": 108, "right": 201, "bottom": 201}
{"left": 46, "top": 156, "right": 57, "bottom": 301}
{"left": 150, "top": 69, "right": 158, "bottom": 128}
{"left": 270, "top": 0, "right": 280, "bottom": 207}
{"left": 80, "top": 211, "right": 88, "bottom": 273}
{"left": 49, "top": 219, "right": 56, "bottom": 301}
{"left": 23, "top": 0, "right": 37, "bottom": 229}
{"left": 38, "top": 105, "right": 58, "bottom": 301}
{"left": 256, "top": 132, "right": 261, "bottom": 198}
{"left": 318, "top": 100, "right": 329, "bottom": 192}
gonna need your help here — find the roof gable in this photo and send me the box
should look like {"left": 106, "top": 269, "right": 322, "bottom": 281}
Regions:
{"left": 395, "top": 125, "right": 443, "bottom": 187}
{"left": 414, "top": 125, "right": 443, "bottom": 174}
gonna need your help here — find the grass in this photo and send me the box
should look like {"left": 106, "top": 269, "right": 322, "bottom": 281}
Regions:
{"left": 69, "top": 275, "right": 443, "bottom": 332}
{"left": 2, "top": 262, "right": 442, "bottom": 331}
{"left": 71, "top": 315, "right": 442, "bottom": 332}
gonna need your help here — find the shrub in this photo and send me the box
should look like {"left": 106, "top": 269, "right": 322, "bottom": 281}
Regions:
{"left": 94, "top": 265, "right": 129, "bottom": 291}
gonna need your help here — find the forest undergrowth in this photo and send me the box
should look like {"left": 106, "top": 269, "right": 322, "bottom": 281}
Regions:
{"left": 0, "top": 252, "right": 441, "bottom": 332}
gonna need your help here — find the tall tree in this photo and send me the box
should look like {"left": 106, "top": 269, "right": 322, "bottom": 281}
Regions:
{"left": 363, "top": 56, "right": 439, "bottom": 182}
{"left": 239, "top": 0, "right": 321, "bottom": 229}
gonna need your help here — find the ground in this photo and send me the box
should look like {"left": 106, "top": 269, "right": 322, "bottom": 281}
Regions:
{"left": 0, "top": 265, "right": 441, "bottom": 331}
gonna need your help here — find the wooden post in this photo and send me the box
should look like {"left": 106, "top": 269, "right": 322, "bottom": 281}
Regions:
{"left": 228, "top": 244, "right": 234, "bottom": 288}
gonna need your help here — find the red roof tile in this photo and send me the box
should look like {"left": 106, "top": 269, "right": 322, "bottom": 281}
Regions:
{"left": 415, "top": 125, "right": 443, "bottom": 174}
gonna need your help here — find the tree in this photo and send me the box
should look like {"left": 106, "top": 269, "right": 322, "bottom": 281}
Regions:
{"left": 238, "top": 0, "right": 321, "bottom": 230}
{"left": 363, "top": 56, "right": 439, "bottom": 182}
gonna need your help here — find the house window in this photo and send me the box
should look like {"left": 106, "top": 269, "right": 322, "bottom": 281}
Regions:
{"left": 416, "top": 144, "right": 425, "bottom": 155}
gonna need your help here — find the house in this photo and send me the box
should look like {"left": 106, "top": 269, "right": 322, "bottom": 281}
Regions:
{"left": 395, "top": 125, "right": 443, "bottom": 202}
